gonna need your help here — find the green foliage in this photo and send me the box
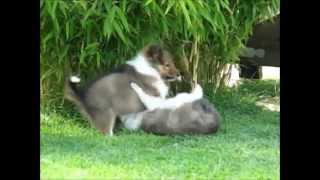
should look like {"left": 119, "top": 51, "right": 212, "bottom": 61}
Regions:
{"left": 204, "top": 79, "right": 280, "bottom": 115}
{"left": 40, "top": 0, "right": 279, "bottom": 104}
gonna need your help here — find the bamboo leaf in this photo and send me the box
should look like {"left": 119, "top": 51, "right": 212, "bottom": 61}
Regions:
{"left": 96, "top": 53, "right": 101, "bottom": 68}
{"left": 79, "top": 41, "right": 86, "bottom": 65}
{"left": 120, "top": 0, "right": 128, "bottom": 12}
{"left": 179, "top": 1, "right": 192, "bottom": 27}
{"left": 164, "top": 0, "right": 175, "bottom": 15}
{"left": 84, "top": 0, "right": 98, "bottom": 21}
{"left": 185, "top": 0, "right": 197, "bottom": 15}
{"left": 58, "top": 1, "right": 68, "bottom": 18}
{"left": 58, "top": 45, "right": 70, "bottom": 64}
{"left": 66, "top": 21, "right": 70, "bottom": 40}
{"left": 78, "top": 0, "right": 87, "bottom": 10}
{"left": 113, "top": 21, "right": 128, "bottom": 45}
{"left": 47, "top": 1, "right": 60, "bottom": 34}
{"left": 220, "top": 0, "right": 233, "bottom": 14}
{"left": 103, "top": 1, "right": 111, "bottom": 11}
{"left": 85, "top": 42, "right": 99, "bottom": 52}
{"left": 103, "top": 7, "right": 116, "bottom": 37}
{"left": 42, "top": 32, "right": 53, "bottom": 52}
{"left": 115, "top": 7, "right": 130, "bottom": 32}
{"left": 200, "top": 9, "right": 216, "bottom": 31}
{"left": 145, "top": 0, "right": 153, "bottom": 6}
{"left": 153, "top": 3, "right": 165, "bottom": 18}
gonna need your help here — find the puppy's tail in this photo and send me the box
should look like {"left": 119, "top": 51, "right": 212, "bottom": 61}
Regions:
{"left": 64, "top": 75, "right": 81, "bottom": 102}
{"left": 64, "top": 76, "right": 92, "bottom": 121}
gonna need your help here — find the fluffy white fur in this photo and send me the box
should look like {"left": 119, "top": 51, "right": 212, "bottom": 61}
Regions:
{"left": 121, "top": 113, "right": 144, "bottom": 130}
{"left": 70, "top": 76, "right": 81, "bottom": 83}
{"left": 126, "top": 53, "right": 169, "bottom": 98}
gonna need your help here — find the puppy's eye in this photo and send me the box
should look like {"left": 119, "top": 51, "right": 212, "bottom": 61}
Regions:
{"left": 165, "top": 64, "right": 170, "bottom": 67}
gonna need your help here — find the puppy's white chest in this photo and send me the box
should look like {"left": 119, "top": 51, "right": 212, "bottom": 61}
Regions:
{"left": 153, "top": 80, "right": 168, "bottom": 99}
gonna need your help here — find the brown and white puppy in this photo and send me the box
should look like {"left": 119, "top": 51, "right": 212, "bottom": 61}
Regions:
{"left": 64, "top": 44, "right": 180, "bottom": 136}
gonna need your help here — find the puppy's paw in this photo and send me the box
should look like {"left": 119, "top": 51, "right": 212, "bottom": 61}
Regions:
{"left": 193, "top": 84, "right": 203, "bottom": 99}
{"left": 130, "top": 82, "right": 143, "bottom": 93}
{"left": 130, "top": 82, "right": 139, "bottom": 89}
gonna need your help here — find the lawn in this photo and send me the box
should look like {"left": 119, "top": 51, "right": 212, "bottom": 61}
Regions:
{"left": 40, "top": 79, "right": 280, "bottom": 180}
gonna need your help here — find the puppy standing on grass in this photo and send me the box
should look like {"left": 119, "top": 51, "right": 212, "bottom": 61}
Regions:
{"left": 64, "top": 45, "right": 181, "bottom": 136}
{"left": 121, "top": 83, "right": 220, "bottom": 135}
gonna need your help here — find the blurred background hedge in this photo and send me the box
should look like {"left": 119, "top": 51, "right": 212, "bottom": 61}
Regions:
{"left": 40, "top": 0, "right": 279, "bottom": 106}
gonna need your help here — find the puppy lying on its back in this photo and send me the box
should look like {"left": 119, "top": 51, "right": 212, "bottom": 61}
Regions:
{"left": 121, "top": 83, "right": 220, "bottom": 135}
{"left": 64, "top": 45, "right": 180, "bottom": 136}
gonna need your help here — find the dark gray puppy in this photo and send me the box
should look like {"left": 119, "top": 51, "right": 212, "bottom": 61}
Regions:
{"left": 121, "top": 83, "right": 220, "bottom": 135}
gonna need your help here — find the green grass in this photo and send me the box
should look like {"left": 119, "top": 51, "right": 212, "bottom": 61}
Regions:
{"left": 41, "top": 79, "right": 279, "bottom": 179}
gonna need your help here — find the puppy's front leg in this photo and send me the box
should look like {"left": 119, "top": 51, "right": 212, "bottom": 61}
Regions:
{"left": 130, "top": 82, "right": 164, "bottom": 110}
{"left": 131, "top": 82, "right": 204, "bottom": 110}
{"left": 155, "top": 84, "right": 203, "bottom": 109}
{"left": 191, "top": 84, "right": 203, "bottom": 100}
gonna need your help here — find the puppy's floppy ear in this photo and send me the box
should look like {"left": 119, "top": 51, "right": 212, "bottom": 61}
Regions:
{"left": 145, "top": 44, "right": 164, "bottom": 64}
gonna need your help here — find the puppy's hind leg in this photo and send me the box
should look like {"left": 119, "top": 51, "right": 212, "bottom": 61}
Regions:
{"left": 92, "top": 109, "right": 117, "bottom": 137}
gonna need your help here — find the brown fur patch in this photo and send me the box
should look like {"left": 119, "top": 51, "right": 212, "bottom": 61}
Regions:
{"left": 143, "top": 44, "right": 180, "bottom": 80}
